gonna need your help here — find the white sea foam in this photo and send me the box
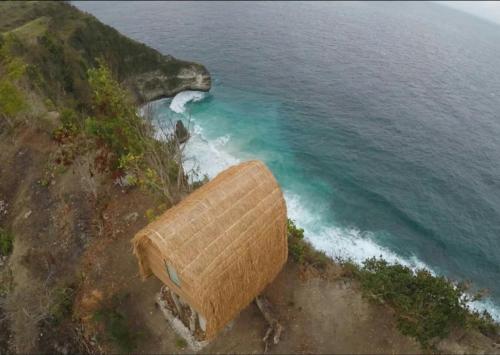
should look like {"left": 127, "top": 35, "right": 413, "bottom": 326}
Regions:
{"left": 470, "top": 298, "right": 500, "bottom": 322}
{"left": 170, "top": 91, "right": 206, "bottom": 114}
{"left": 183, "top": 124, "right": 239, "bottom": 181}
{"left": 284, "top": 190, "right": 430, "bottom": 269}
{"left": 168, "top": 101, "right": 500, "bottom": 322}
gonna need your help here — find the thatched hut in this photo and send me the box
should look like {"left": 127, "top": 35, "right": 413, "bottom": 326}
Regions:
{"left": 132, "top": 160, "right": 288, "bottom": 340}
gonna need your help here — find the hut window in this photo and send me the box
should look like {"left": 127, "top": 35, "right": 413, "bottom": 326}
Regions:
{"left": 165, "top": 261, "right": 181, "bottom": 287}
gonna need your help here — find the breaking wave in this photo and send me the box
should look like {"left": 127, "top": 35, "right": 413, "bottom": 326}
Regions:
{"left": 169, "top": 90, "right": 206, "bottom": 113}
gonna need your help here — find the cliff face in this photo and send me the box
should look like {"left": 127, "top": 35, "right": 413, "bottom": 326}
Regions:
{"left": 128, "top": 65, "right": 211, "bottom": 102}
{"left": 62, "top": 2, "right": 211, "bottom": 102}
{"left": 0, "top": 1, "right": 211, "bottom": 107}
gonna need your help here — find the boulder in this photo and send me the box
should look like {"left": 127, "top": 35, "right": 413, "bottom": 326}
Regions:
{"left": 175, "top": 120, "right": 190, "bottom": 144}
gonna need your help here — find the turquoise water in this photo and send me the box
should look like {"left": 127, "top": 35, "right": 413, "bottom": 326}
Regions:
{"left": 75, "top": 1, "right": 500, "bottom": 318}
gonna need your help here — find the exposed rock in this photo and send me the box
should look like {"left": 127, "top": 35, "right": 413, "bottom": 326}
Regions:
{"left": 0, "top": 200, "right": 7, "bottom": 217}
{"left": 175, "top": 120, "right": 190, "bottom": 144}
{"left": 127, "top": 64, "right": 211, "bottom": 103}
{"left": 124, "top": 212, "right": 139, "bottom": 223}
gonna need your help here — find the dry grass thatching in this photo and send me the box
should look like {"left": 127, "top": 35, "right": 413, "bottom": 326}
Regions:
{"left": 132, "top": 160, "right": 288, "bottom": 339}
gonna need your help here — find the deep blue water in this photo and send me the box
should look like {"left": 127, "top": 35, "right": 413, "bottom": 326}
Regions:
{"left": 74, "top": 1, "right": 500, "bottom": 318}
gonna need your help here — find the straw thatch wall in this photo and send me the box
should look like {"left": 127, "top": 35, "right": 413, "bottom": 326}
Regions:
{"left": 132, "top": 160, "right": 288, "bottom": 339}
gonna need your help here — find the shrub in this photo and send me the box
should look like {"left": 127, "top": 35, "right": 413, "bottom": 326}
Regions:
{"left": 85, "top": 61, "right": 144, "bottom": 161}
{"left": 349, "top": 258, "right": 499, "bottom": 348}
{"left": 49, "top": 285, "right": 75, "bottom": 325}
{"left": 0, "top": 228, "right": 14, "bottom": 256}
{"left": 468, "top": 310, "right": 498, "bottom": 338}
{"left": 84, "top": 62, "right": 186, "bottom": 204}
{"left": 0, "top": 80, "right": 26, "bottom": 118}
{"left": 60, "top": 108, "right": 80, "bottom": 127}
{"left": 338, "top": 259, "right": 361, "bottom": 279}
{"left": 287, "top": 219, "right": 329, "bottom": 270}
{"left": 287, "top": 219, "right": 305, "bottom": 262}
{"left": 52, "top": 108, "right": 82, "bottom": 145}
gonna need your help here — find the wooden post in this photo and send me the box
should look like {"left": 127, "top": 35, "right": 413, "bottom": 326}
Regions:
{"left": 189, "top": 305, "right": 197, "bottom": 333}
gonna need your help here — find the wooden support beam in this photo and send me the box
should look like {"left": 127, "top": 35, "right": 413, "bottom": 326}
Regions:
{"left": 255, "top": 295, "right": 283, "bottom": 352}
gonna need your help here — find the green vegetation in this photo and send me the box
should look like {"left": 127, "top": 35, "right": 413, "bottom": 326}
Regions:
{"left": 52, "top": 108, "right": 81, "bottom": 145}
{"left": 0, "top": 80, "right": 25, "bottom": 118}
{"left": 0, "top": 34, "right": 28, "bottom": 124}
{"left": 85, "top": 62, "right": 187, "bottom": 203}
{"left": 0, "top": 267, "right": 13, "bottom": 296}
{"left": 9, "top": 16, "right": 50, "bottom": 41}
{"left": 1, "top": 1, "right": 202, "bottom": 203}
{"left": 287, "top": 219, "right": 329, "bottom": 270}
{"left": 93, "top": 296, "right": 139, "bottom": 353}
{"left": 145, "top": 208, "right": 157, "bottom": 223}
{"left": 49, "top": 286, "right": 76, "bottom": 326}
{"left": 175, "top": 337, "right": 188, "bottom": 349}
{"left": 0, "top": 1, "right": 206, "bottom": 114}
{"left": 342, "top": 258, "right": 499, "bottom": 348}
{"left": 144, "top": 204, "right": 169, "bottom": 223}
{"left": 85, "top": 61, "right": 143, "bottom": 160}
{"left": 0, "top": 228, "right": 13, "bottom": 256}
{"left": 287, "top": 219, "right": 306, "bottom": 262}
{"left": 288, "top": 219, "right": 498, "bottom": 347}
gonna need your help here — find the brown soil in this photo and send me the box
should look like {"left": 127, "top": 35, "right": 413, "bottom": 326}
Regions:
{"left": 1, "top": 122, "right": 499, "bottom": 354}
{"left": 0, "top": 122, "right": 95, "bottom": 353}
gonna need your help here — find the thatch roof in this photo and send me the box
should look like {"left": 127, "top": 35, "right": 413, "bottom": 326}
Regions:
{"left": 132, "top": 160, "right": 288, "bottom": 339}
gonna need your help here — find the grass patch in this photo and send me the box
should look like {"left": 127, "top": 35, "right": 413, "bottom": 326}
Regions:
{"left": 340, "top": 258, "right": 499, "bottom": 348}
{"left": 0, "top": 228, "right": 14, "bottom": 256}
{"left": 0, "top": 267, "right": 13, "bottom": 296}
{"left": 175, "top": 337, "right": 188, "bottom": 349}
{"left": 9, "top": 16, "right": 50, "bottom": 41}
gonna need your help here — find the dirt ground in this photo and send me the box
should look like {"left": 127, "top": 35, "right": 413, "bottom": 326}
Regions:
{"left": 206, "top": 262, "right": 421, "bottom": 354}
{"left": 0, "top": 123, "right": 94, "bottom": 353}
{"left": 69, "top": 183, "right": 419, "bottom": 354}
{"left": 1, "top": 123, "right": 499, "bottom": 354}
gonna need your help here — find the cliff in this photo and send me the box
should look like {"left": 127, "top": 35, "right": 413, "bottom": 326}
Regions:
{"left": 0, "top": 1, "right": 210, "bottom": 107}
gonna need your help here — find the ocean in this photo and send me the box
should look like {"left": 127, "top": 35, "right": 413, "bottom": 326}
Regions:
{"left": 74, "top": 1, "right": 500, "bottom": 319}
